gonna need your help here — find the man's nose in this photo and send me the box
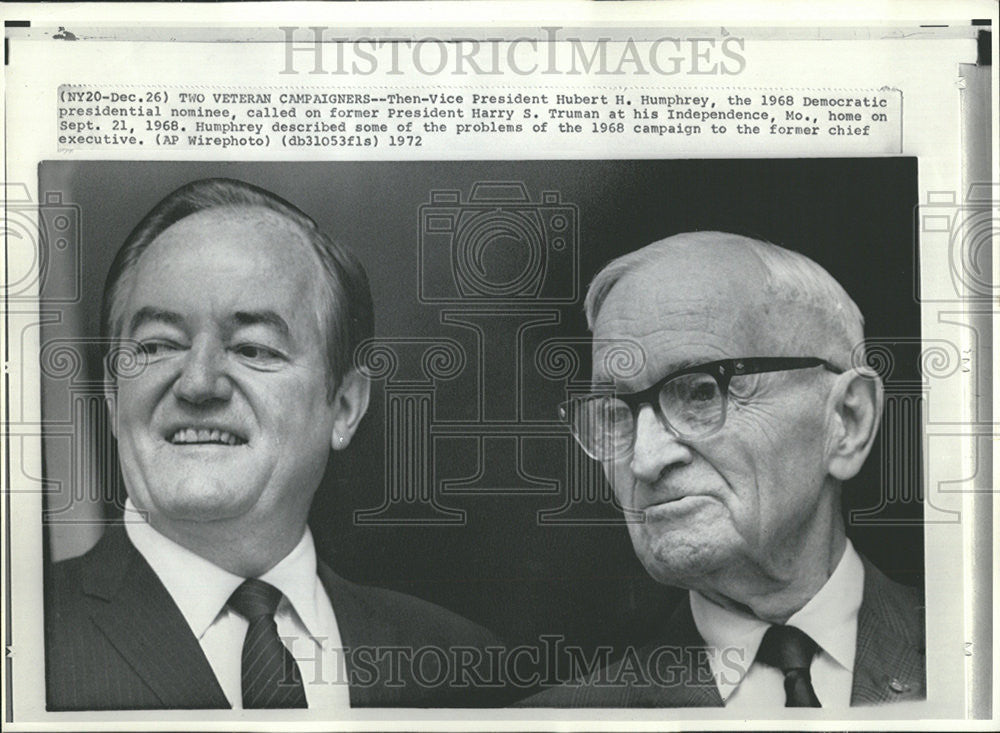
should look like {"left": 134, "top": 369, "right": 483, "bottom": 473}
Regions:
{"left": 172, "top": 340, "right": 233, "bottom": 404}
{"left": 629, "top": 405, "right": 692, "bottom": 483}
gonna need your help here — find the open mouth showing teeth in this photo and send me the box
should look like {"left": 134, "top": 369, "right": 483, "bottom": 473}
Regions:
{"left": 169, "top": 428, "right": 246, "bottom": 446}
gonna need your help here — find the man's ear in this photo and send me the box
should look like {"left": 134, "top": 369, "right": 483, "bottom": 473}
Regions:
{"left": 103, "top": 356, "right": 119, "bottom": 440}
{"left": 331, "top": 368, "right": 371, "bottom": 451}
{"left": 825, "top": 367, "right": 883, "bottom": 481}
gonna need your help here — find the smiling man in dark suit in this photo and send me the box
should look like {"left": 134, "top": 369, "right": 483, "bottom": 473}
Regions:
{"left": 45, "top": 178, "right": 501, "bottom": 711}
{"left": 528, "top": 232, "right": 925, "bottom": 708}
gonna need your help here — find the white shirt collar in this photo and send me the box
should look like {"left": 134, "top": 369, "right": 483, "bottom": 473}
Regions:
{"left": 257, "top": 524, "right": 323, "bottom": 641}
{"left": 122, "top": 499, "right": 323, "bottom": 641}
{"left": 690, "top": 539, "right": 864, "bottom": 698}
{"left": 786, "top": 540, "right": 863, "bottom": 672}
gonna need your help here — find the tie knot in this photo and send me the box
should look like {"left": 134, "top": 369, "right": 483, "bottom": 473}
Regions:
{"left": 756, "top": 625, "right": 819, "bottom": 673}
{"left": 228, "top": 578, "right": 283, "bottom": 620}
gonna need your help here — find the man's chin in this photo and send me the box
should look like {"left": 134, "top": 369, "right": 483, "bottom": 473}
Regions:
{"left": 143, "top": 486, "right": 262, "bottom": 524}
{"left": 636, "top": 536, "right": 732, "bottom": 588}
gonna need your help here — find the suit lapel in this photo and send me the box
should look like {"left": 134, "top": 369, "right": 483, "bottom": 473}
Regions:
{"left": 316, "top": 562, "right": 374, "bottom": 706}
{"left": 318, "top": 562, "right": 415, "bottom": 706}
{"left": 316, "top": 562, "right": 359, "bottom": 643}
{"left": 83, "top": 526, "right": 230, "bottom": 709}
{"left": 630, "top": 594, "right": 723, "bottom": 707}
{"left": 661, "top": 595, "right": 724, "bottom": 706}
{"left": 851, "top": 558, "right": 925, "bottom": 705}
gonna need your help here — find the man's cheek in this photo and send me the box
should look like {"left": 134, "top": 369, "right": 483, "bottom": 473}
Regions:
{"left": 600, "top": 459, "right": 615, "bottom": 486}
{"left": 606, "top": 461, "right": 638, "bottom": 507}
{"left": 726, "top": 409, "right": 786, "bottom": 450}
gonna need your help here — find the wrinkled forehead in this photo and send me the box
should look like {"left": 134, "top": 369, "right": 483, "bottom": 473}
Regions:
{"left": 590, "top": 248, "right": 773, "bottom": 387}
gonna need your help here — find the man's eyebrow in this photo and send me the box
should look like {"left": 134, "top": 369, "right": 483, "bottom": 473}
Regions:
{"left": 128, "top": 307, "right": 184, "bottom": 334}
{"left": 592, "top": 356, "right": 709, "bottom": 392}
{"left": 644, "top": 358, "right": 727, "bottom": 384}
{"left": 662, "top": 357, "right": 708, "bottom": 374}
{"left": 231, "top": 310, "right": 291, "bottom": 340}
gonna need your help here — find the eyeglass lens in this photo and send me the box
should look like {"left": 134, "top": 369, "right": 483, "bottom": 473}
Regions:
{"left": 660, "top": 372, "right": 725, "bottom": 436}
{"left": 563, "top": 371, "right": 727, "bottom": 459}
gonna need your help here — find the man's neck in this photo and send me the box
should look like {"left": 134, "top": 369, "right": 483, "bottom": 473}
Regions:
{"left": 144, "top": 512, "right": 308, "bottom": 578}
{"left": 695, "top": 522, "right": 847, "bottom": 624}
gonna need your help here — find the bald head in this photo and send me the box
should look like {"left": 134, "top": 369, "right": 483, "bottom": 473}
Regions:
{"left": 586, "top": 232, "right": 864, "bottom": 385}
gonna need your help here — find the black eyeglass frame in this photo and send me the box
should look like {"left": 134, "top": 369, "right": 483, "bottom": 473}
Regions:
{"left": 560, "top": 357, "right": 844, "bottom": 456}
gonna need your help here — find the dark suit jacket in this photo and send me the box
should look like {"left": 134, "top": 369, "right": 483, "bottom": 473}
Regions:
{"left": 520, "top": 556, "right": 925, "bottom": 707}
{"left": 45, "top": 525, "right": 507, "bottom": 710}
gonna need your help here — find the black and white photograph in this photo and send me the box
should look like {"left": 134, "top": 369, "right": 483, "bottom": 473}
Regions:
{"left": 38, "top": 158, "right": 925, "bottom": 711}
{"left": 2, "top": 1, "right": 994, "bottom": 729}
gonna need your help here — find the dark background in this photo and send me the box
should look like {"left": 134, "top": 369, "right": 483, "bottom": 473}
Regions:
{"left": 40, "top": 158, "right": 922, "bottom": 655}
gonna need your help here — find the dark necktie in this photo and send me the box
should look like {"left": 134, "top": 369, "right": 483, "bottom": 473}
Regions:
{"left": 755, "top": 625, "right": 822, "bottom": 707}
{"left": 227, "top": 579, "right": 308, "bottom": 708}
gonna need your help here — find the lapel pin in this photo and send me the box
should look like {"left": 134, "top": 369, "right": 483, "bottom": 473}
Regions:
{"left": 888, "top": 677, "right": 910, "bottom": 694}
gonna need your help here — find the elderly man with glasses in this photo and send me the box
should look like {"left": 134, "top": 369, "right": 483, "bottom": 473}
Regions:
{"left": 530, "top": 231, "right": 925, "bottom": 708}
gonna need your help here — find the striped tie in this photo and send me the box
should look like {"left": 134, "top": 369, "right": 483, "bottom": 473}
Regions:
{"left": 227, "top": 579, "right": 308, "bottom": 708}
